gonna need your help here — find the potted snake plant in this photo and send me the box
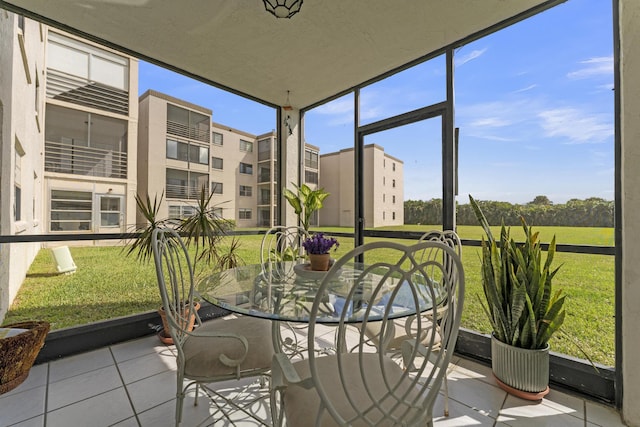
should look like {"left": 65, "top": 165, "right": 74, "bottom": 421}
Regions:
{"left": 469, "top": 195, "right": 566, "bottom": 400}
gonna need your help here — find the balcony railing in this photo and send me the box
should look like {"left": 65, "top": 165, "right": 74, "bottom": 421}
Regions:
{"left": 166, "top": 120, "right": 210, "bottom": 143}
{"left": 165, "top": 183, "right": 209, "bottom": 200}
{"left": 45, "top": 141, "right": 127, "bottom": 179}
{"left": 46, "top": 69, "right": 129, "bottom": 116}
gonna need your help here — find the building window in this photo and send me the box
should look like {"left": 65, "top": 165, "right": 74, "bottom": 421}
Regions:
{"left": 305, "top": 170, "right": 318, "bottom": 185}
{"left": 211, "top": 156, "right": 223, "bottom": 170}
{"left": 305, "top": 150, "right": 319, "bottom": 169}
{"left": 212, "top": 132, "right": 223, "bottom": 145}
{"left": 46, "top": 32, "right": 129, "bottom": 115}
{"left": 258, "top": 138, "right": 271, "bottom": 161}
{"left": 239, "top": 162, "right": 253, "bottom": 175}
{"left": 166, "top": 104, "right": 210, "bottom": 143}
{"left": 213, "top": 207, "right": 223, "bottom": 218}
{"left": 392, "top": 212, "right": 396, "bottom": 220}
{"left": 169, "top": 205, "right": 195, "bottom": 219}
{"left": 240, "top": 185, "right": 252, "bottom": 197}
{"left": 211, "top": 182, "right": 223, "bottom": 194}
{"left": 166, "top": 168, "right": 208, "bottom": 199}
{"left": 100, "top": 195, "right": 121, "bottom": 227}
{"left": 240, "top": 139, "right": 253, "bottom": 152}
{"left": 392, "top": 195, "right": 396, "bottom": 204}
{"left": 392, "top": 162, "right": 396, "bottom": 171}
{"left": 239, "top": 208, "right": 252, "bottom": 220}
{"left": 190, "top": 144, "right": 209, "bottom": 165}
{"left": 392, "top": 179, "right": 396, "bottom": 188}
{"left": 383, "top": 211, "right": 385, "bottom": 220}
{"left": 14, "top": 186, "right": 21, "bottom": 221}
{"left": 50, "top": 190, "right": 92, "bottom": 231}
{"left": 166, "top": 139, "right": 208, "bottom": 165}
{"left": 15, "top": 140, "right": 24, "bottom": 221}
{"left": 45, "top": 105, "right": 128, "bottom": 179}
{"left": 35, "top": 71, "right": 40, "bottom": 128}
{"left": 258, "top": 166, "right": 271, "bottom": 183}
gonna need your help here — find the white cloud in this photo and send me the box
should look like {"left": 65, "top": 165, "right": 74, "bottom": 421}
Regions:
{"left": 470, "top": 117, "right": 511, "bottom": 128}
{"left": 455, "top": 48, "right": 487, "bottom": 67}
{"left": 513, "top": 84, "right": 537, "bottom": 93}
{"left": 538, "top": 108, "right": 613, "bottom": 143}
{"left": 567, "top": 56, "right": 613, "bottom": 79}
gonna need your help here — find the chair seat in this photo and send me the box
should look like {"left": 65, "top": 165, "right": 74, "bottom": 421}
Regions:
{"left": 183, "top": 316, "right": 273, "bottom": 379}
{"left": 283, "top": 353, "right": 421, "bottom": 427}
{"left": 363, "top": 317, "right": 441, "bottom": 350}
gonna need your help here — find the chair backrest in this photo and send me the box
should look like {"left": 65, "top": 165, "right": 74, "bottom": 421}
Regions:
{"left": 307, "top": 240, "right": 464, "bottom": 425}
{"left": 260, "top": 226, "right": 310, "bottom": 280}
{"left": 151, "top": 228, "right": 200, "bottom": 344}
{"left": 260, "top": 225, "right": 310, "bottom": 264}
{"left": 418, "top": 230, "right": 462, "bottom": 281}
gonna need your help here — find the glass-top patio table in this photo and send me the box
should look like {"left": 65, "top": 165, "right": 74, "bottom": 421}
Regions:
{"left": 196, "top": 261, "right": 436, "bottom": 324}
{"left": 197, "top": 261, "right": 439, "bottom": 357}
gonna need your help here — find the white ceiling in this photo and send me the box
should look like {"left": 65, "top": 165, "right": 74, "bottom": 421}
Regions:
{"left": 1, "top": 0, "right": 554, "bottom": 109}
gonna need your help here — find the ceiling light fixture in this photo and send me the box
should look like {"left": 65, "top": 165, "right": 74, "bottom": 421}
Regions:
{"left": 263, "top": 0, "right": 303, "bottom": 19}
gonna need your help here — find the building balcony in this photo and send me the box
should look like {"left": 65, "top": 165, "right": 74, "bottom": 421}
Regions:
{"left": 46, "top": 69, "right": 129, "bottom": 116}
{"left": 45, "top": 141, "right": 127, "bottom": 179}
{"left": 165, "top": 183, "right": 209, "bottom": 200}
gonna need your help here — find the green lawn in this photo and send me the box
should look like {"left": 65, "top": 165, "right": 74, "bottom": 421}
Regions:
{"left": 3, "top": 225, "right": 615, "bottom": 366}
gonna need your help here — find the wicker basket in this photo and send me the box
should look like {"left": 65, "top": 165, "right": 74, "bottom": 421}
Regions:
{"left": 0, "top": 321, "right": 50, "bottom": 395}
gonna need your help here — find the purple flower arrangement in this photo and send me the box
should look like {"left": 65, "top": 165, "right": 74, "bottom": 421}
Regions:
{"left": 302, "top": 233, "right": 339, "bottom": 255}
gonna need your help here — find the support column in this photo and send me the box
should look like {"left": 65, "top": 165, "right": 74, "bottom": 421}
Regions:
{"left": 620, "top": 0, "right": 640, "bottom": 424}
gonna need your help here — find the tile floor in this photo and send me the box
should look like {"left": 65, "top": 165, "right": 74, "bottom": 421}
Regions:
{"left": 0, "top": 319, "right": 627, "bottom": 427}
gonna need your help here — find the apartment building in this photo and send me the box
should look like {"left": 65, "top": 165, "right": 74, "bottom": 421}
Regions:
{"left": 43, "top": 30, "right": 139, "bottom": 235}
{"left": 137, "top": 90, "right": 325, "bottom": 229}
{"left": 320, "top": 144, "right": 404, "bottom": 228}
{"left": 138, "top": 90, "right": 278, "bottom": 227}
{"left": 0, "top": 11, "right": 45, "bottom": 320}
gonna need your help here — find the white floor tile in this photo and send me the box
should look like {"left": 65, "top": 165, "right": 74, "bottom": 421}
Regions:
{"left": 498, "top": 394, "right": 585, "bottom": 426}
{"left": 46, "top": 388, "right": 134, "bottom": 427}
{"left": 0, "top": 385, "right": 46, "bottom": 426}
{"left": 432, "top": 393, "right": 496, "bottom": 426}
{"left": 447, "top": 373, "right": 507, "bottom": 419}
{"left": 111, "top": 335, "right": 169, "bottom": 363}
{"left": 9, "top": 414, "right": 45, "bottom": 427}
{"left": 541, "top": 389, "right": 584, "bottom": 419}
{"left": 48, "top": 347, "right": 113, "bottom": 383}
{"left": 126, "top": 370, "right": 177, "bottom": 414}
{"left": 117, "top": 349, "right": 177, "bottom": 385}
{"left": 110, "top": 416, "right": 140, "bottom": 427}
{"left": 585, "top": 400, "right": 626, "bottom": 426}
{"left": 47, "top": 364, "right": 123, "bottom": 411}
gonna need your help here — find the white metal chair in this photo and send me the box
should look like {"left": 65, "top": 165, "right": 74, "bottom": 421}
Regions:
{"left": 260, "top": 225, "right": 312, "bottom": 359}
{"left": 270, "top": 240, "right": 465, "bottom": 427}
{"left": 359, "top": 230, "right": 462, "bottom": 416}
{"left": 152, "top": 228, "right": 273, "bottom": 426}
{"left": 260, "top": 225, "right": 310, "bottom": 279}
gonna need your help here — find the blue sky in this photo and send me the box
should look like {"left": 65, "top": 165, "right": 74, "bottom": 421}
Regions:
{"left": 138, "top": 0, "right": 613, "bottom": 205}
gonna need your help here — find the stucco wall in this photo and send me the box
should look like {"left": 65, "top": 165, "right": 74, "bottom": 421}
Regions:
{"left": 621, "top": 0, "right": 640, "bottom": 424}
{"left": 0, "top": 14, "right": 45, "bottom": 323}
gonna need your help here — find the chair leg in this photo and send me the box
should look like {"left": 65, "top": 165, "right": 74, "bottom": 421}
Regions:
{"left": 175, "top": 373, "right": 185, "bottom": 426}
{"left": 194, "top": 383, "right": 199, "bottom": 406}
{"left": 443, "top": 374, "right": 449, "bottom": 417}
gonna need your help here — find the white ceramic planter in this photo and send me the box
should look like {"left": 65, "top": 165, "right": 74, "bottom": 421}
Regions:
{"left": 491, "top": 334, "right": 549, "bottom": 393}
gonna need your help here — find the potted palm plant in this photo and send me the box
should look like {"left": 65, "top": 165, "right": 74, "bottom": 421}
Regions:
{"left": 125, "top": 186, "right": 242, "bottom": 344}
{"left": 283, "top": 183, "right": 329, "bottom": 231}
{"left": 469, "top": 195, "right": 566, "bottom": 400}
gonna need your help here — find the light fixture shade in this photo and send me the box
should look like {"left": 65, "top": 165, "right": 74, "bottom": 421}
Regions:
{"left": 263, "top": 0, "right": 303, "bottom": 19}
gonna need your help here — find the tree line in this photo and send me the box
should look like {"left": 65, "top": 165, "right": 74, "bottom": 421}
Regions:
{"left": 405, "top": 196, "right": 614, "bottom": 227}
